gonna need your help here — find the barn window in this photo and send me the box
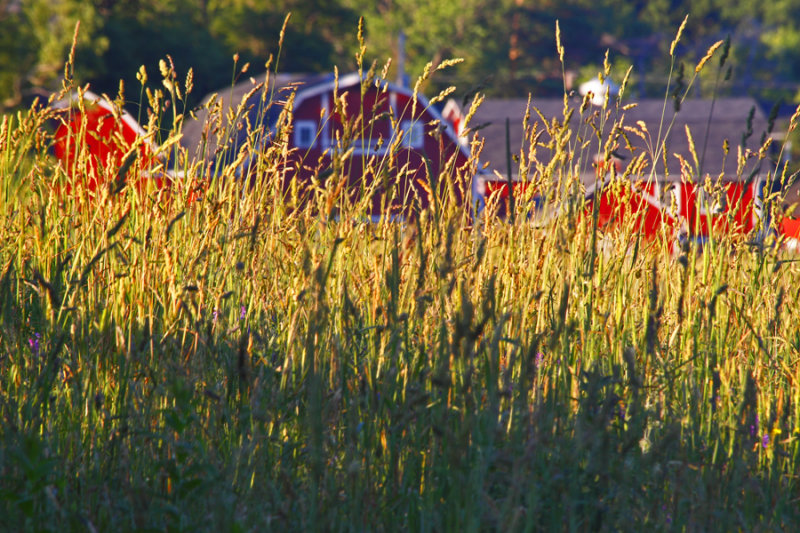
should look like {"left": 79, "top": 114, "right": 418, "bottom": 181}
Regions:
{"left": 295, "top": 120, "right": 317, "bottom": 148}
{"left": 400, "top": 120, "right": 424, "bottom": 149}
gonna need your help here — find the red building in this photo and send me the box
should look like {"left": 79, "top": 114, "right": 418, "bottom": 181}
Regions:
{"left": 51, "top": 89, "right": 164, "bottom": 195}
{"left": 179, "top": 72, "right": 478, "bottom": 219}
{"left": 457, "top": 96, "right": 781, "bottom": 245}
{"left": 50, "top": 74, "right": 479, "bottom": 216}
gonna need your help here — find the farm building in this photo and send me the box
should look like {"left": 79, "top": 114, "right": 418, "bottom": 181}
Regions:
{"left": 458, "top": 95, "right": 785, "bottom": 241}
{"left": 49, "top": 80, "right": 796, "bottom": 245}
{"left": 467, "top": 96, "right": 774, "bottom": 184}
{"left": 51, "top": 89, "right": 165, "bottom": 194}
{"left": 178, "top": 72, "right": 478, "bottom": 218}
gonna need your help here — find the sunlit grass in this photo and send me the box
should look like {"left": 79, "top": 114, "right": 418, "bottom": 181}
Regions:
{"left": 2, "top": 22, "right": 800, "bottom": 532}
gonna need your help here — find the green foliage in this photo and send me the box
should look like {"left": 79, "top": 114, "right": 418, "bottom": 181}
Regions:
{"left": 8, "top": 0, "right": 800, "bottom": 111}
{"left": 91, "top": 4, "right": 231, "bottom": 112}
{"left": 0, "top": 0, "right": 360, "bottom": 112}
{"left": 0, "top": 0, "right": 106, "bottom": 108}
{"left": 209, "top": 0, "right": 359, "bottom": 71}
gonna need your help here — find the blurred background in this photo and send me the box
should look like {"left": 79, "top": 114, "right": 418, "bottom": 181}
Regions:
{"left": 2, "top": 0, "right": 798, "bottom": 121}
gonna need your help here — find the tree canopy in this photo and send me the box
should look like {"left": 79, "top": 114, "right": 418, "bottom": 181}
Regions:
{"left": 3, "top": 0, "right": 800, "bottom": 111}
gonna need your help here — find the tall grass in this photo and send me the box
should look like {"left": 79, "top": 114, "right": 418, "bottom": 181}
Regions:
{"left": 2, "top": 22, "right": 800, "bottom": 532}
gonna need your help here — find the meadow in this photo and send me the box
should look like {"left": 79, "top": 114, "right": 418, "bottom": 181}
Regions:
{"left": 1, "top": 26, "right": 800, "bottom": 531}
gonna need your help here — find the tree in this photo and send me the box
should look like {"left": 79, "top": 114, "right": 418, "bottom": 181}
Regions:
{"left": 345, "top": 0, "right": 511, "bottom": 101}
{"left": 0, "top": 0, "right": 106, "bottom": 109}
{"left": 207, "top": 0, "right": 359, "bottom": 73}
{"left": 0, "top": 2, "right": 36, "bottom": 108}
{"left": 5, "top": 0, "right": 800, "bottom": 115}
{"left": 89, "top": 0, "right": 230, "bottom": 112}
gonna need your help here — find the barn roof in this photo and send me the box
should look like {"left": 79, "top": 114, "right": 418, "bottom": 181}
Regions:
{"left": 469, "top": 96, "right": 776, "bottom": 183}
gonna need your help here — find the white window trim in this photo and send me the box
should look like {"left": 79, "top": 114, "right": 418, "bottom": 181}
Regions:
{"left": 400, "top": 120, "right": 424, "bottom": 149}
{"left": 350, "top": 136, "right": 390, "bottom": 156}
{"left": 295, "top": 120, "right": 318, "bottom": 148}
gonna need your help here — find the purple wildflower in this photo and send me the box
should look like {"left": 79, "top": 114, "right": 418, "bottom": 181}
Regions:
{"left": 212, "top": 309, "right": 219, "bottom": 321}
{"left": 28, "top": 333, "right": 41, "bottom": 357}
{"left": 762, "top": 434, "right": 769, "bottom": 449}
{"left": 750, "top": 414, "right": 760, "bottom": 438}
{"left": 534, "top": 352, "right": 544, "bottom": 369}
{"left": 240, "top": 305, "right": 246, "bottom": 320}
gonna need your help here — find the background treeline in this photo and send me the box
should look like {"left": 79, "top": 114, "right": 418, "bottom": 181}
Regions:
{"left": 1, "top": 0, "right": 799, "bottom": 111}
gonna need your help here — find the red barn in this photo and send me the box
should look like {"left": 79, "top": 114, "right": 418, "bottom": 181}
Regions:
{"left": 51, "top": 90, "right": 168, "bottom": 195}
{"left": 179, "top": 72, "right": 478, "bottom": 219}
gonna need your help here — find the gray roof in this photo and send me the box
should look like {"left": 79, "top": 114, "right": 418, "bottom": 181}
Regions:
{"left": 469, "top": 97, "right": 774, "bottom": 182}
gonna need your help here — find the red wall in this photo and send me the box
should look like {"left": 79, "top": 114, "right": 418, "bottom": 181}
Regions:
{"left": 278, "top": 83, "right": 471, "bottom": 218}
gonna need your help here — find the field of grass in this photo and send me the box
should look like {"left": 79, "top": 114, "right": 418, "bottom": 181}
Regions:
{"left": 2, "top": 29, "right": 800, "bottom": 531}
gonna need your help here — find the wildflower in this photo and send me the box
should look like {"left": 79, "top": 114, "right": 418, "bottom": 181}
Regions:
{"left": 762, "top": 434, "right": 769, "bottom": 449}
{"left": 240, "top": 305, "right": 246, "bottom": 320}
{"left": 750, "top": 414, "right": 760, "bottom": 438}
{"left": 212, "top": 309, "right": 219, "bottom": 321}
{"left": 28, "top": 333, "right": 41, "bottom": 357}
{"left": 534, "top": 352, "right": 544, "bottom": 369}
